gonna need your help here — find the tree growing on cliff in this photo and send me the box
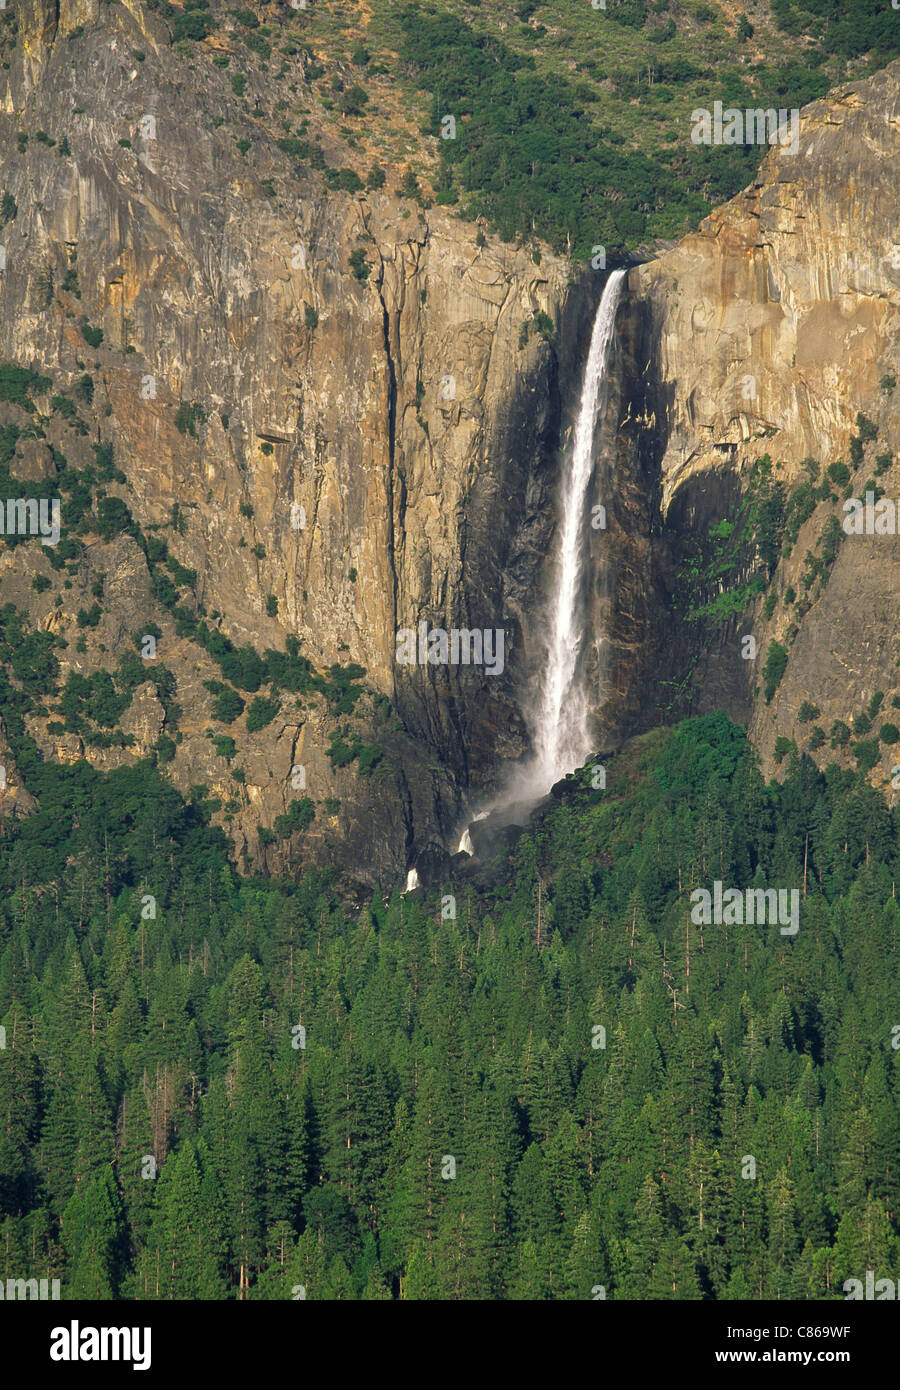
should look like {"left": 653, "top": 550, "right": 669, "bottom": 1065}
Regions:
{"left": 762, "top": 640, "right": 788, "bottom": 703}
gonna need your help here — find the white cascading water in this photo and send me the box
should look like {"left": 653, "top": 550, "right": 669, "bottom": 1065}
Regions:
{"left": 529, "top": 266, "right": 626, "bottom": 790}
{"left": 457, "top": 269, "right": 625, "bottom": 855}
{"left": 456, "top": 809, "right": 488, "bottom": 856}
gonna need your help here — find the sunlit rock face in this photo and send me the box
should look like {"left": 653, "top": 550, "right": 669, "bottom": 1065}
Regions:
{"left": 4, "top": 9, "right": 899, "bottom": 888}
{"left": 626, "top": 62, "right": 900, "bottom": 786}
{"left": 0, "top": 4, "right": 603, "bottom": 882}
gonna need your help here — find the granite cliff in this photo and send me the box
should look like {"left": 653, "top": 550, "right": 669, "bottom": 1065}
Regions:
{"left": 618, "top": 61, "right": 900, "bottom": 799}
{"left": 0, "top": 0, "right": 603, "bottom": 883}
{"left": 1, "top": 2, "right": 899, "bottom": 892}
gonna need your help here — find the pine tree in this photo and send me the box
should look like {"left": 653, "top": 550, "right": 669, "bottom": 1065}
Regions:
{"left": 61, "top": 1166, "right": 122, "bottom": 1297}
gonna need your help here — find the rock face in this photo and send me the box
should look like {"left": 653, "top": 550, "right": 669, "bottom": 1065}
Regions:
{"left": 620, "top": 61, "right": 900, "bottom": 795}
{"left": 3, "top": 4, "right": 899, "bottom": 886}
{"left": 0, "top": 1, "right": 603, "bottom": 882}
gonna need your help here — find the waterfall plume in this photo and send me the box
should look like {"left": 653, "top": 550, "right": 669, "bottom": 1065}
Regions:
{"left": 456, "top": 269, "right": 625, "bottom": 851}
{"left": 529, "top": 267, "right": 626, "bottom": 790}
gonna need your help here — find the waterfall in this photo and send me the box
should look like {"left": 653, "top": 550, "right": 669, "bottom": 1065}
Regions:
{"left": 530, "top": 267, "right": 626, "bottom": 790}
{"left": 456, "top": 809, "right": 489, "bottom": 857}
{"left": 455, "top": 268, "right": 625, "bottom": 853}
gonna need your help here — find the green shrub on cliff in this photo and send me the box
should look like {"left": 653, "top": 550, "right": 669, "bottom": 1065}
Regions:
{"left": 273, "top": 796, "right": 315, "bottom": 837}
{"left": 174, "top": 401, "right": 205, "bottom": 437}
{"left": 349, "top": 249, "right": 369, "bottom": 282}
{"left": 852, "top": 738, "right": 880, "bottom": 772}
{"left": 762, "top": 640, "right": 788, "bottom": 703}
{"left": 172, "top": 8, "right": 213, "bottom": 42}
{"left": 0, "top": 363, "right": 52, "bottom": 410}
{"left": 246, "top": 695, "right": 280, "bottom": 732}
{"left": 205, "top": 681, "right": 245, "bottom": 724}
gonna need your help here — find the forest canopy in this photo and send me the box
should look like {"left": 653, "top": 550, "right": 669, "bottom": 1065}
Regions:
{"left": 1, "top": 714, "right": 898, "bottom": 1298}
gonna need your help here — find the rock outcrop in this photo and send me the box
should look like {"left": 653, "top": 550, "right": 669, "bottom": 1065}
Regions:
{"left": 621, "top": 62, "right": 900, "bottom": 794}
{"left": 3, "top": 3, "right": 899, "bottom": 892}
{"left": 0, "top": 1, "right": 601, "bottom": 882}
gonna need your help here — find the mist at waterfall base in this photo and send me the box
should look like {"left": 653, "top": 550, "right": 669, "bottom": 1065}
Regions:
{"left": 456, "top": 269, "right": 626, "bottom": 859}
